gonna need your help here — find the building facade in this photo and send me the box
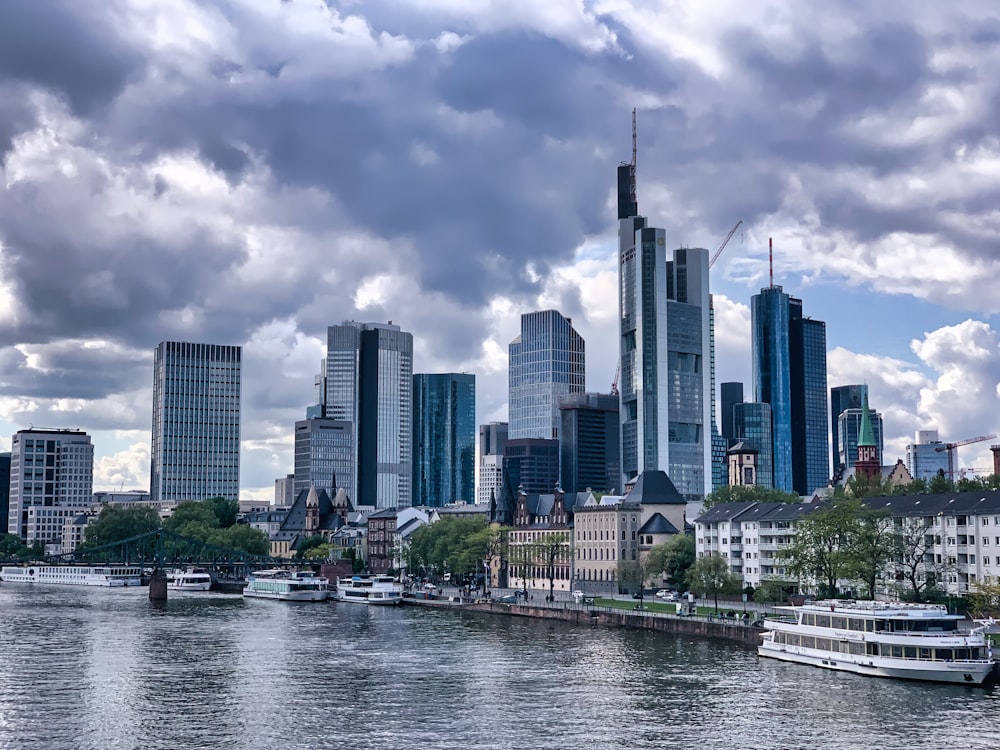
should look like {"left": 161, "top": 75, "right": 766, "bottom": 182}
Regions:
{"left": 830, "top": 384, "right": 866, "bottom": 471}
{"left": 719, "top": 382, "right": 744, "bottom": 447}
{"left": 293, "top": 418, "right": 354, "bottom": 501}
{"left": 412, "top": 373, "right": 476, "bottom": 507}
{"left": 318, "top": 322, "right": 414, "bottom": 508}
{"left": 906, "top": 430, "right": 949, "bottom": 481}
{"left": 837, "top": 407, "right": 884, "bottom": 472}
{"left": 732, "top": 402, "right": 774, "bottom": 489}
{"left": 150, "top": 341, "right": 241, "bottom": 504}
{"left": 8, "top": 429, "right": 94, "bottom": 544}
{"left": 477, "top": 422, "right": 508, "bottom": 505}
{"left": 508, "top": 310, "right": 584, "bottom": 441}
{"left": 274, "top": 474, "right": 295, "bottom": 507}
{"left": 559, "top": 392, "right": 620, "bottom": 494}
{"left": 501, "top": 438, "right": 560, "bottom": 497}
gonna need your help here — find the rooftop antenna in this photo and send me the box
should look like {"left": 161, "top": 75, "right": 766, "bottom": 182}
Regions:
{"left": 630, "top": 107, "right": 637, "bottom": 209}
{"left": 769, "top": 237, "right": 774, "bottom": 289}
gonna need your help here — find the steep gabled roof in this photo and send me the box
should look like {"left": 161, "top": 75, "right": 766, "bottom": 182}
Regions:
{"left": 638, "top": 512, "right": 680, "bottom": 535}
{"left": 627, "top": 470, "right": 686, "bottom": 505}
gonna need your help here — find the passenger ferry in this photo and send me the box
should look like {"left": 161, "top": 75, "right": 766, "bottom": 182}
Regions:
{"left": 242, "top": 569, "right": 329, "bottom": 602}
{"left": 0, "top": 565, "right": 142, "bottom": 587}
{"left": 167, "top": 567, "right": 212, "bottom": 591}
{"left": 758, "top": 599, "right": 996, "bottom": 684}
{"left": 333, "top": 575, "right": 403, "bottom": 605}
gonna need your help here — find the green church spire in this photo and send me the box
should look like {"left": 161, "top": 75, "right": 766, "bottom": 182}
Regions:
{"left": 857, "top": 389, "right": 877, "bottom": 448}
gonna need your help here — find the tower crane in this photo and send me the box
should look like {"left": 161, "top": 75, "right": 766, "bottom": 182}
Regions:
{"left": 710, "top": 220, "right": 743, "bottom": 269}
{"left": 935, "top": 434, "right": 997, "bottom": 482}
{"left": 611, "top": 363, "right": 620, "bottom": 396}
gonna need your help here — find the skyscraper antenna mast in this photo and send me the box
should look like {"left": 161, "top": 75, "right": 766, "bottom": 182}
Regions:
{"left": 630, "top": 107, "right": 637, "bottom": 208}
{"left": 769, "top": 237, "right": 774, "bottom": 289}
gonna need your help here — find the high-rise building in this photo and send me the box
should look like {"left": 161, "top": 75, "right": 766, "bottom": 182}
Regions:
{"left": 502, "top": 438, "right": 560, "bottom": 497}
{"left": 720, "top": 382, "right": 744, "bottom": 446}
{"left": 751, "top": 286, "right": 828, "bottom": 494}
{"left": 8, "top": 429, "right": 93, "bottom": 543}
{"left": 0, "top": 452, "right": 9, "bottom": 536}
{"left": 293, "top": 418, "right": 354, "bottom": 500}
{"left": 150, "top": 341, "right": 241, "bottom": 504}
{"left": 559, "top": 392, "right": 620, "bottom": 494}
{"left": 508, "top": 310, "right": 584, "bottom": 441}
{"left": 854, "top": 390, "right": 881, "bottom": 480}
{"left": 732, "top": 402, "right": 774, "bottom": 489}
{"left": 477, "top": 422, "right": 508, "bottom": 505}
{"left": 317, "top": 321, "right": 413, "bottom": 508}
{"left": 831, "top": 384, "right": 867, "bottom": 471}
{"left": 274, "top": 474, "right": 295, "bottom": 507}
{"left": 412, "top": 373, "right": 476, "bottom": 507}
{"left": 906, "top": 429, "right": 949, "bottom": 481}
{"left": 837, "top": 408, "right": 884, "bottom": 471}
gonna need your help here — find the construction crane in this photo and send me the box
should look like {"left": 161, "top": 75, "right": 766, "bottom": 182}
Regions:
{"left": 710, "top": 220, "right": 743, "bottom": 269}
{"left": 611, "top": 363, "right": 620, "bottom": 396}
{"left": 935, "top": 434, "right": 997, "bottom": 482}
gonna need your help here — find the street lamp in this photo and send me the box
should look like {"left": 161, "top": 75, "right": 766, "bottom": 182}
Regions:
{"left": 483, "top": 559, "right": 490, "bottom": 598}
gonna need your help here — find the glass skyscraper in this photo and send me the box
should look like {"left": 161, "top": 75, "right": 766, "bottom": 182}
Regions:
{"left": 508, "top": 310, "right": 584, "bottom": 441}
{"left": 751, "top": 287, "right": 829, "bottom": 495}
{"left": 830, "top": 384, "right": 867, "bottom": 471}
{"left": 559, "top": 392, "right": 620, "bottom": 494}
{"left": 837, "top": 408, "right": 884, "bottom": 471}
{"left": 733, "top": 402, "right": 774, "bottom": 489}
{"left": 412, "top": 373, "right": 476, "bottom": 507}
{"left": 293, "top": 418, "right": 354, "bottom": 500}
{"left": 150, "top": 341, "right": 241, "bottom": 503}
{"left": 319, "top": 322, "right": 413, "bottom": 509}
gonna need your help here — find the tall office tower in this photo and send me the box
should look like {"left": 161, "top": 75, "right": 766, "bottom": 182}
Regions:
{"left": 508, "top": 310, "right": 585, "bottom": 441}
{"left": 8, "top": 429, "right": 93, "bottom": 543}
{"left": 751, "top": 285, "right": 829, "bottom": 494}
{"left": 720, "top": 382, "right": 744, "bottom": 446}
{"left": 830, "top": 384, "right": 867, "bottom": 471}
{"left": 477, "top": 422, "right": 508, "bottom": 505}
{"left": 150, "top": 341, "right": 241, "bottom": 504}
{"left": 0, "top": 452, "right": 9, "bottom": 536}
{"left": 318, "top": 321, "right": 413, "bottom": 508}
{"left": 274, "top": 474, "right": 295, "bottom": 507}
{"left": 293, "top": 418, "right": 354, "bottom": 500}
{"left": 906, "top": 429, "right": 949, "bottom": 480}
{"left": 732, "top": 402, "right": 774, "bottom": 489}
{"left": 412, "top": 373, "right": 476, "bottom": 507}
{"left": 837, "top": 407, "right": 884, "bottom": 471}
{"left": 502, "top": 438, "right": 560, "bottom": 496}
{"left": 559, "top": 392, "right": 620, "bottom": 494}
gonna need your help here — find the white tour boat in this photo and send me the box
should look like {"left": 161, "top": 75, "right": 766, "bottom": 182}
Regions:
{"left": 0, "top": 565, "right": 142, "bottom": 587}
{"left": 758, "top": 599, "right": 996, "bottom": 684}
{"left": 333, "top": 575, "right": 403, "bottom": 605}
{"left": 167, "top": 567, "right": 213, "bottom": 591}
{"left": 242, "top": 569, "right": 329, "bottom": 602}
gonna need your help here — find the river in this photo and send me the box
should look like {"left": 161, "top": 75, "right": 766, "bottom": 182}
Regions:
{"left": 0, "top": 585, "right": 997, "bottom": 750}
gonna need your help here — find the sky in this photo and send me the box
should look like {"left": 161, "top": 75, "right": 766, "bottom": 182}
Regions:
{"left": 0, "top": 0, "right": 998, "bottom": 501}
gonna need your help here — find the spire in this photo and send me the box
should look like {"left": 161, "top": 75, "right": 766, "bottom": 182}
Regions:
{"left": 857, "top": 390, "right": 877, "bottom": 448}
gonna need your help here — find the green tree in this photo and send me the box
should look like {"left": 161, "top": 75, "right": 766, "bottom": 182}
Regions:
{"left": 0, "top": 533, "right": 30, "bottom": 559}
{"left": 164, "top": 501, "right": 220, "bottom": 540}
{"left": 215, "top": 524, "right": 270, "bottom": 556}
{"left": 702, "top": 484, "right": 801, "bottom": 510}
{"left": 844, "top": 473, "right": 896, "bottom": 500}
{"left": 779, "top": 499, "right": 856, "bottom": 598}
{"left": 406, "top": 517, "right": 487, "bottom": 579}
{"left": 83, "top": 505, "right": 161, "bottom": 548}
{"left": 618, "top": 557, "right": 654, "bottom": 604}
{"left": 294, "top": 535, "right": 327, "bottom": 559}
{"left": 927, "top": 472, "right": 953, "bottom": 494}
{"left": 204, "top": 496, "right": 239, "bottom": 528}
{"left": 465, "top": 525, "right": 509, "bottom": 594}
{"left": 645, "top": 533, "right": 695, "bottom": 589}
{"left": 754, "top": 578, "right": 796, "bottom": 604}
{"left": 685, "top": 554, "right": 740, "bottom": 612}
{"left": 843, "top": 500, "right": 894, "bottom": 599}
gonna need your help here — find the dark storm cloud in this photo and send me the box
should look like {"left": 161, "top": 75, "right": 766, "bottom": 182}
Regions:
{"left": 0, "top": 342, "right": 147, "bottom": 401}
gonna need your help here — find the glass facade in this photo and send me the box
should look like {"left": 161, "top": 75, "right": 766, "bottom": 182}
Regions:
{"left": 830, "top": 384, "right": 866, "bottom": 471}
{"left": 412, "top": 373, "right": 476, "bottom": 507}
{"left": 733, "top": 402, "right": 774, "bottom": 489}
{"left": 502, "top": 438, "right": 559, "bottom": 495}
{"left": 293, "top": 418, "right": 354, "bottom": 499}
{"left": 508, "top": 310, "right": 584, "bottom": 441}
{"left": 150, "top": 341, "right": 241, "bottom": 503}
{"left": 837, "top": 408, "right": 884, "bottom": 471}
{"left": 720, "top": 382, "right": 744, "bottom": 446}
{"left": 792, "top": 315, "right": 830, "bottom": 494}
{"left": 752, "top": 287, "right": 793, "bottom": 491}
{"left": 559, "top": 392, "right": 620, "bottom": 494}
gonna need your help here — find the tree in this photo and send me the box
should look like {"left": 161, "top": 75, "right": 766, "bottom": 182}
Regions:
{"left": 204, "top": 496, "right": 239, "bottom": 528}
{"left": 968, "top": 579, "right": 1000, "bottom": 619}
{"left": 465, "top": 525, "right": 509, "bottom": 594}
{"left": 645, "top": 534, "right": 695, "bottom": 589}
{"left": 618, "top": 557, "right": 654, "bottom": 606}
{"left": 702, "top": 484, "right": 801, "bottom": 510}
{"left": 754, "top": 578, "right": 796, "bottom": 604}
{"left": 406, "top": 517, "right": 487, "bottom": 579}
{"left": 164, "top": 501, "right": 219, "bottom": 540}
{"left": 83, "top": 505, "right": 161, "bottom": 549}
{"left": 843, "top": 500, "right": 894, "bottom": 599}
{"left": 294, "top": 535, "right": 327, "bottom": 559}
{"left": 685, "top": 554, "right": 740, "bottom": 612}
{"left": 891, "top": 516, "right": 949, "bottom": 603}
{"left": 528, "top": 532, "right": 569, "bottom": 602}
{"left": 779, "top": 499, "right": 862, "bottom": 598}
{"left": 215, "top": 524, "right": 270, "bottom": 556}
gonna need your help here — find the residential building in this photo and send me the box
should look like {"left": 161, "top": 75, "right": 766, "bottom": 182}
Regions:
{"left": 412, "top": 373, "right": 476, "bottom": 507}
{"left": 293, "top": 418, "right": 354, "bottom": 500}
{"left": 477, "top": 422, "right": 508, "bottom": 506}
{"left": 732, "top": 402, "right": 774, "bottom": 489}
{"left": 150, "top": 341, "right": 241, "bottom": 503}
{"left": 830, "top": 384, "right": 867, "bottom": 471}
{"left": 501, "top": 438, "right": 560, "bottom": 498}
{"left": 508, "top": 310, "right": 584, "bottom": 441}
{"left": 720, "top": 382, "right": 744, "bottom": 446}
{"left": 8, "top": 428, "right": 94, "bottom": 544}
{"left": 906, "top": 430, "right": 949, "bottom": 481}
{"left": 317, "top": 321, "right": 413, "bottom": 508}
{"left": 751, "top": 285, "right": 828, "bottom": 495}
{"left": 559, "top": 392, "right": 620, "bottom": 494}
{"left": 367, "top": 506, "right": 429, "bottom": 575}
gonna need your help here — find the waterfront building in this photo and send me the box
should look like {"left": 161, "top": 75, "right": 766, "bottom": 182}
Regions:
{"left": 508, "top": 486, "right": 579, "bottom": 595}
{"left": 720, "top": 382, "right": 744, "bottom": 447}
{"left": 269, "top": 486, "right": 351, "bottom": 558}
{"left": 501, "top": 438, "right": 560, "bottom": 497}
{"left": 8, "top": 428, "right": 94, "bottom": 544}
{"left": 367, "top": 506, "right": 430, "bottom": 575}
{"left": 274, "top": 474, "right": 295, "bottom": 508}
{"left": 906, "top": 430, "right": 949, "bottom": 481}
{"left": 477, "top": 422, "right": 508, "bottom": 505}
{"left": 316, "top": 321, "right": 413, "bottom": 508}
{"left": 150, "top": 341, "right": 241, "bottom": 504}
{"left": 508, "top": 310, "right": 585, "bottom": 441}
{"left": 559, "top": 392, "right": 620, "bottom": 494}
{"left": 751, "top": 286, "right": 828, "bottom": 495}
{"left": 830, "top": 384, "right": 866, "bottom": 471}
{"left": 0, "top": 452, "right": 9, "bottom": 536}
{"left": 412, "top": 373, "right": 476, "bottom": 507}
{"left": 293, "top": 418, "right": 354, "bottom": 501}
{"left": 732, "top": 402, "right": 774, "bottom": 489}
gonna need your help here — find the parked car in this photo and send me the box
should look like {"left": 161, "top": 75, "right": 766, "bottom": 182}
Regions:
{"left": 656, "top": 589, "right": 679, "bottom": 602}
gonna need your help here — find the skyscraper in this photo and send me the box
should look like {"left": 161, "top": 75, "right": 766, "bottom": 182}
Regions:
{"left": 318, "top": 321, "right": 413, "bottom": 508}
{"left": 837, "top": 407, "right": 884, "bottom": 472}
{"left": 906, "top": 429, "right": 949, "bottom": 480}
{"left": 720, "top": 382, "right": 744, "bottom": 446}
{"left": 751, "top": 286, "right": 829, "bottom": 494}
{"left": 477, "top": 422, "right": 508, "bottom": 505}
{"left": 559, "top": 392, "right": 620, "bottom": 494}
{"left": 293, "top": 418, "right": 353, "bottom": 500}
{"left": 508, "top": 310, "right": 584, "bottom": 441}
{"left": 8, "top": 429, "right": 93, "bottom": 543}
{"left": 412, "top": 373, "right": 476, "bottom": 507}
{"left": 150, "top": 341, "right": 241, "bottom": 504}
{"left": 830, "top": 384, "right": 867, "bottom": 471}
{"left": 733, "top": 402, "right": 774, "bottom": 489}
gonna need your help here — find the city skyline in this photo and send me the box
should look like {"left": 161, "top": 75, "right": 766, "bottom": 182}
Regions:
{"left": 0, "top": 3, "right": 997, "bottom": 500}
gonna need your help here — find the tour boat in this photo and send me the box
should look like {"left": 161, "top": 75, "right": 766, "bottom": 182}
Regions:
{"left": 333, "top": 575, "right": 403, "bottom": 605}
{"left": 758, "top": 599, "right": 996, "bottom": 684}
{"left": 167, "top": 567, "right": 213, "bottom": 591}
{"left": 0, "top": 565, "right": 142, "bottom": 587}
{"left": 242, "top": 569, "right": 329, "bottom": 602}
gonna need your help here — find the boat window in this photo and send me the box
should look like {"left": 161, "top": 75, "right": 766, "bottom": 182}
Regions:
{"left": 904, "top": 646, "right": 917, "bottom": 659}
{"left": 866, "top": 643, "right": 879, "bottom": 656}
{"left": 848, "top": 642, "right": 864, "bottom": 656}
{"left": 919, "top": 648, "right": 931, "bottom": 660}
{"left": 936, "top": 648, "right": 953, "bottom": 661}
{"left": 802, "top": 614, "right": 814, "bottom": 626}
{"left": 800, "top": 636, "right": 814, "bottom": 649}
{"left": 849, "top": 618, "right": 864, "bottom": 631}
{"left": 971, "top": 648, "right": 982, "bottom": 660}
{"left": 814, "top": 615, "right": 831, "bottom": 629}
{"left": 891, "top": 646, "right": 903, "bottom": 658}
{"left": 956, "top": 648, "right": 970, "bottom": 660}
{"left": 814, "top": 638, "right": 831, "bottom": 651}
{"left": 831, "top": 616, "right": 847, "bottom": 630}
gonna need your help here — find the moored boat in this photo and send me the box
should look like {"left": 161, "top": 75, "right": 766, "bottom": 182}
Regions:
{"left": 242, "top": 569, "right": 329, "bottom": 602}
{"left": 0, "top": 565, "right": 142, "bottom": 587}
{"left": 758, "top": 599, "right": 996, "bottom": 684}
{"left": 333, "top": 575, "right": 403, "bottom": 605}
{"left": 167, "top": 567, "right": 212, "bottom": 591}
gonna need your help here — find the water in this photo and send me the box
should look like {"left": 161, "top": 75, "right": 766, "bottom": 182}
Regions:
{"left": 0, "top": 585, "right": 998, "bottom": 750}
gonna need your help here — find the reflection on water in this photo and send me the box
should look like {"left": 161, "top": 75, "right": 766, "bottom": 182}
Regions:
{"left": 0, "top": 585, "right": 997, "bottom": 750}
